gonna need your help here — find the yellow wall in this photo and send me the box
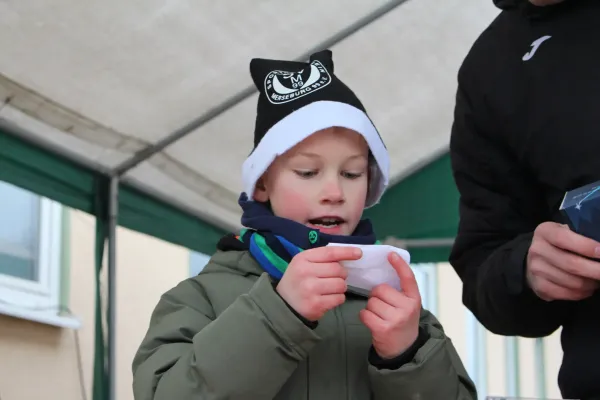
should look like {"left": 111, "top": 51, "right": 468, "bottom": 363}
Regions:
{"left": 0, "top": 210, "right": 190, "bottom": 400}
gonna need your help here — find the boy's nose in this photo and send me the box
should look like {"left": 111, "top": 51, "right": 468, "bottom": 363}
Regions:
{"left": 320, "top": 180, "right": 345, "bottom": 204}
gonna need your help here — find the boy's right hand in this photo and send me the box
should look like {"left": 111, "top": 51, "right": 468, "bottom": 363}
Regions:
{"left": 276, "top": 246, "right": 362, "bottom": 321}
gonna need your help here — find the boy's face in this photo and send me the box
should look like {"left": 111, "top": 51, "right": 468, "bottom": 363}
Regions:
{"left": 254, "top": 127, "right": 369, "bottom": 236}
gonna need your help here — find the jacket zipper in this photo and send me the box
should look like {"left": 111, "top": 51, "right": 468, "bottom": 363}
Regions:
{"left": 306, "top": 355, "right": 310, "bottom": 400}
{"left": 334, "top": 307, "right": 348, "bottom": 399}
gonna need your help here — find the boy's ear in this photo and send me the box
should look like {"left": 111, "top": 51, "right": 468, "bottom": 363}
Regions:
{"left": 253, "top": 177, "right": 269, "bottom": 202}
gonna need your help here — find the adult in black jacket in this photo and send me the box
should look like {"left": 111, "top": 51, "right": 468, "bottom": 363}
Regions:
{"left": 449, "top": 0, "right": 600, "bottom": 398}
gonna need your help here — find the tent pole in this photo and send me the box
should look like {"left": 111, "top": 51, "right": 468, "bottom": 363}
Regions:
{"left": 107, "top": 175, "right": 119, "bottom": 400}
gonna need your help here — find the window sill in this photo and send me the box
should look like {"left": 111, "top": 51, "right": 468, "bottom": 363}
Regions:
{"left": 0, "top": 302, "right": 81, "bottom": 329}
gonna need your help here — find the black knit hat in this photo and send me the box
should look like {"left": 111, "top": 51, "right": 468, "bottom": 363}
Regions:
{"left": 242, "top": 49, "right": 389, "bottom": 207}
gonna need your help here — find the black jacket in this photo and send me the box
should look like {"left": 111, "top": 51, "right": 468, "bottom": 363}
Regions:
{"left": 449, "top": 0, "right": 600, "bottom": 398}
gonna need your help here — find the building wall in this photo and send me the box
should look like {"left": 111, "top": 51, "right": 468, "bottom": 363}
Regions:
{"left": 0, "top": 204, "right": 565, "bottom": 400}
{"left": 436, "top": 263, "right": 564, "bottom": 399}
{"left": 0, "top": 209, "right": 190, "bottom": 400}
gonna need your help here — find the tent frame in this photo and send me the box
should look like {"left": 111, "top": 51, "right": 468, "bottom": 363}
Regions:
{"left": 105, "top": 1, "right": 412, "bottom": 398}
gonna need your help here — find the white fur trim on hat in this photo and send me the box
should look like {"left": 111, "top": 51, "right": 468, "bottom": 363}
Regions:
{"left": 242, "top": 100, "right": 389, "bottom": 207}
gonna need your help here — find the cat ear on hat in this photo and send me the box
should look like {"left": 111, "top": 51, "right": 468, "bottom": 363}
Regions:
{"left": 249, "top": 58, "right": 271, "bottom": 92}
{"left": 309, "top": 50, "right": 334, "bottom": 73}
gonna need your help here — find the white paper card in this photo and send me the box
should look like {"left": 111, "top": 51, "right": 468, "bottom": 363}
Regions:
{"left": 326, "top": 243, "right": 411, "bottom": 292}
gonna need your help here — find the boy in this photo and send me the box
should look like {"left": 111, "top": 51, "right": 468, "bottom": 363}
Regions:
{"left": 132, "top": 50, "right": 476, "bottom": 399}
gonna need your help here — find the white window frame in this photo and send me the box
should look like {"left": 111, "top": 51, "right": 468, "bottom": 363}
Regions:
{"left": 411, "top": 263, "right": 438, "bottom": 316}
{"left": 0, "top": 195, "right": 79, "bottom": 328}
{"left": 465, "top": 309, "right": 488, "bottom": 399}
{"left": 0, "top": 198, "right": 61, "bottom": 302}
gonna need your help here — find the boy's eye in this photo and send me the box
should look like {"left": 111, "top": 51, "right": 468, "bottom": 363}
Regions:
{"left": 294, "top": 170, "right": 317, "bottom": 178}
{"left": 342, "top": 171, "right": 364, "bottom": 179}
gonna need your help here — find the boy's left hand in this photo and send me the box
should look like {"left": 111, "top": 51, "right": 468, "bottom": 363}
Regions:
{"left": 359, "top": 252, "right": 422, "bottom": 359}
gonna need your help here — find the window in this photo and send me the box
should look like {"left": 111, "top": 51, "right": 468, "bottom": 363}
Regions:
{"left": 465, "top": 309, "right": 488, "bottom": 399}
{"left": 0, "top": 181, "right": 70, "bottom": 326}
{"left": 411, "top": 263, "right": 438, "bottom": 315}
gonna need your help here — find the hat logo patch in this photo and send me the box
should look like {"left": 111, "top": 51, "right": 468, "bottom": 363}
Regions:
{"left": 264, "top": 60, "right": 331, "bottom": 104}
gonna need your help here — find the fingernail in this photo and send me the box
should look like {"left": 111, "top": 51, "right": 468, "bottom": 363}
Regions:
{"left": 595, "top": 247, "right": 600, "bottom": 258}
{"left": 354, "top": 248, "right": 362, "bottom": 257}
{"left": 390, "top": 252, "right": 400, "bottom": 261}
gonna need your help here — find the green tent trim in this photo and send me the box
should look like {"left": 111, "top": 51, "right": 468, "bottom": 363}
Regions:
{"left": 0, "top": 131, "right": 228, "bottom": 255}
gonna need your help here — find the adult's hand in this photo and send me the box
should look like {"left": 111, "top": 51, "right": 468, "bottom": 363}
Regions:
{"left": 527, "top": 222, "right": 600, "bottom": 301}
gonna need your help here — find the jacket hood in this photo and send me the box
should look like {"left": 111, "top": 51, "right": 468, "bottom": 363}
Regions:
{"left": 204, "top": 248, "right": 264, "bottom": 277}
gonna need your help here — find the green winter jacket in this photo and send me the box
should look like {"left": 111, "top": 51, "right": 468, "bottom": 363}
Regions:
{"left": 132, "top": 249, "right": 477, "bottom": 400}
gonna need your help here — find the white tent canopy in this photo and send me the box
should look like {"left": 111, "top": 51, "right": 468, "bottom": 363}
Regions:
{"left": 0, "top": 0, "right": 498, "bottom": 231}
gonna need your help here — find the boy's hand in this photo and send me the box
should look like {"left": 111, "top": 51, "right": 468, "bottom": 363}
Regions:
{"left": 277, "top": 246, "right": 362, "bottom": 321}
{"left": 359, "top": 252, "right": 422, "bottom": 359}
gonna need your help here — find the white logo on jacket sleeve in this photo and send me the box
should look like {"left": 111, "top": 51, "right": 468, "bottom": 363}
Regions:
{"left": 264, "top": 60, "right": 331, "bottom": 104}
{"left": 523, "top": 35, "right": 552, "bottom": 61}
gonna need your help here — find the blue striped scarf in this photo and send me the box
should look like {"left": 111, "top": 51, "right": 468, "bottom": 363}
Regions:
{"left": 237, "top": 193, "right": 378, "bottom": 280}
